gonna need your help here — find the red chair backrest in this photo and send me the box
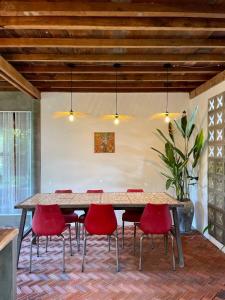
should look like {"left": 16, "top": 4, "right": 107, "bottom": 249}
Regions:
{"left": 140, "top": 203, "right": 172, "bottom": 234}
{"left": 85, "top": 204, "right": 117, "bottom": 235}
{"left": 127, "top": 189, "right": 144, "bottom": 192}
{"left": 55, "top": 189, "right": 72, "bottom": 193}
{"left": 86, "top": 189, "right": 104, "bottom": 193}
{"left": 32, "top": 204, "right": 65, "bottom": 236}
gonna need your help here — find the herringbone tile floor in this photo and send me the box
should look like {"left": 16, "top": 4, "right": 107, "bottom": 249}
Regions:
{"left": 17, "top": 227, "right": 225, "bottom": 300}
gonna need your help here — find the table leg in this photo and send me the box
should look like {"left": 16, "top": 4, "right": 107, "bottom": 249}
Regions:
{"left": 17, "top": 208, "right": 27, "bottom": 267}
{"left": 172, "top": 207, "right": 184, "bottom": 268}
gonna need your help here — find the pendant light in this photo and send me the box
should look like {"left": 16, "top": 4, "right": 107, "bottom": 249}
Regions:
{"left": 164, "top": 63, "right": 171, "bottom": 123}
{"left": 101, "top": 64, "right": 132, "bottom": 123}
{"left": 114, "top": 63, "right": 120, "bottom": 125}
{"left": 68, "top": 70, "right": 75, "bottom": 122}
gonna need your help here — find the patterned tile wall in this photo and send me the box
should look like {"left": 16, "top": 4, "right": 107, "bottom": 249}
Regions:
{"left": 208, "top": 92, "right": 225, "bottom": 245}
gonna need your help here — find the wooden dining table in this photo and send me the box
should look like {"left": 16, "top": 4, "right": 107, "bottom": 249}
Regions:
{"left": 15, "top": 192, "right": 184, "bottom": 268}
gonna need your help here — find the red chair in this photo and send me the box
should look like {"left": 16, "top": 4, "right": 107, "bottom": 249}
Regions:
{"left": 138, "top": 203, "right": 176, "bottom": 271}
{"left": 78, "top": 189, "right": 104, "bottom": 251}
{"left": 55, "top": 189, "right": 78, "bottom": 253}
{"left": 122, "top": 189, "right": 144, "bottom": 250}
{"left": 30, "top": 204, "right": 71, "bottom": 272}
{"left": 81, "top": 204, "right": 119, "bottom": 272}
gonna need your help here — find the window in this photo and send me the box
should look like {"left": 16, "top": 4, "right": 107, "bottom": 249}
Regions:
{"left": 0, "top": 112, "right": 32, "bottom": 215}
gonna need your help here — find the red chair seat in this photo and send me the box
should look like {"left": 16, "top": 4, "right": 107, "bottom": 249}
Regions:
{"left": 64, "top": 213, "right": 78, "bottom": 223}
{"left": 140, "top": 204, "right": 172, "bottom": 234}
{"left": 85, "top": 204, "right": 117, "bottom": 235}
{"left": 122, "top": 210, "right": 142, "bottom": 222}
{"left": 32, "top": 204, "right": 66, "bottom": 236}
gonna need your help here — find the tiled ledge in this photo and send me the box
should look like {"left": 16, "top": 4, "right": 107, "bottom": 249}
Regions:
{"left": 0, "top": 228, "right": 18, "bottom": 252}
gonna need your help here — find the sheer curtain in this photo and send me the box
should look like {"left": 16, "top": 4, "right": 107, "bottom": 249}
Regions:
{"left": 0, "top": 112, "right": 32, "bottom": 215}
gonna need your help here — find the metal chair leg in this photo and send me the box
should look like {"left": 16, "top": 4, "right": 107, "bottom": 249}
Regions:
{"left": 170, "top": 233, "right": 176, "bottom": 271}
{"left": 81, "top": 231, "right": 87, "bottom": 272}
{"left": 111, "top": 233, "right": 120, "bottom": 272}
{"left": 75, "top": 222, "right": 78, "bottom": 239}
{"left": 122, "top": 221, "right": 125, "bottom": 248}
{"left": 151, "top": 234, "right": 154, "bottom": 249}
{"left": 115, "top": 232, "right": 120, "bottom": 272}
{"left": 59, "top": 234, "right": 66, "bottom": 272}
{"left": 77, "top": 222, "right": 80, "bottom": 252}
{"left": 68, "top": 224, "right": 73, "bottom": 256}
{"left": 108, "top": 235, "right": 111, "bottom": 252}
{"left": 37, "top": 236, "right": 40, "bottom": 257}
{"left": 116, "top": 228, "right": 119, "bottom": 249}
{"left": 139, "top": 234, "right": 146, "bottom": 271}
{"left": 84, "top": 229, "right": 87, "bottom": 256}
{"left": 164, "top": 234, "right": 168, "bottom": 255}
{"left": 82, "top": 224, "right": 84, "bottom": 239}
{"left": 46, "top": 236, "right": 48, "bottom": 253}
{"left": 133, "top": 223, "right": 137, "bottom": 255}
{"left": 75, "top": 222, "right": 79, "bottom": 251}
{"left": 29, "top": 235, "right": 36, "bottom": 273}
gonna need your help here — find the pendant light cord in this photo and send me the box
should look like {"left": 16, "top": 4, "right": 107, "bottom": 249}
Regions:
{"left": 70, "top": 70, "right": 73, "bottom": 111}
{"left": 166, "top": 66, "right": 169, "bottom": 113}
{"left": 115, "top": 69, "right": 118, "bottom": 115}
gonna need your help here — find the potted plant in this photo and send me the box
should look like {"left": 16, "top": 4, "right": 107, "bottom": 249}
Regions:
{"left": 152, "top": 108, "right": 204, "bottom": 233}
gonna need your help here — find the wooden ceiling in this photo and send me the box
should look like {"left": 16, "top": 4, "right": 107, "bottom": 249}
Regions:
{"left": 0, "top": 0, "right": 225, "bottom": 96}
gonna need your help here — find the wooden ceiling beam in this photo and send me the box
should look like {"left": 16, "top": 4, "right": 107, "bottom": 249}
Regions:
{"left": 24, "top": 81, "right": 199, "bottom": 89}
{"left": 2, "top": 38, "right": 225, "bottom": 49}
{"left": 15, "top": 65, "right": 223, "bottom": 74}
{"left": 1, "top": 1, "right": 225, "bottom": 18}
{"left": 23, "top": 73, "right": 210, "bottom": 82}
{"left": 190, "top": 70, "right": 225, "bottom": 99}
{"left": 39, "top": 88, "right": 191, "bottom": 93}
{"left": 5, "top": 53, "right": 225, "bottom": 63}
{"left": 0, "top": 55, "right": 40, "bottom": 99}
{"left": 1, "top": 16, "right": 225, "bottom": 31}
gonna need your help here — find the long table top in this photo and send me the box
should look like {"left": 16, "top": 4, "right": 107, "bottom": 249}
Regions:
{"left": 15, "top": 192, "right": 182, "bottom": 209}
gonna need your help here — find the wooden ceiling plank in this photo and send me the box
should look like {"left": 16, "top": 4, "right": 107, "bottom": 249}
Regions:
{"left": 1, "top": 16, "right": 225, "bottom": 31}
{"left": 190, "top": 70, "right": 225, "bottom": 99}
{"left": 30, "top": 81, "right": 200, "bottom": 88}
{"left": 5, "top": 53, "right": 225, "bottom": 63}
{"left": 2, "top": 38, "right": 225, "bottom": 49}
{"left": 15, "top": 65, "right": 223, "bottom": 74}
{"left": 39, "top": 88, "right": 191, "bottom": 93}
{"left": 0, "top": 55, "right": 40, "bottom": 99}
{"left": 1, "top": 1, "right": 225, "bottom": 18}
{"left": 24, "top": 73, "right": 210, "bottom": 82}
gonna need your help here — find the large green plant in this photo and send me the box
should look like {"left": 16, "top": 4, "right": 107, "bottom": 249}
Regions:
{"left": 152, "top": 108, "right": 204, "bottom": 201}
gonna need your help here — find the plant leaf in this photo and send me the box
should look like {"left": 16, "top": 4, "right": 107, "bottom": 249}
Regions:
{"left": 187, "top": 124, "right": 195, "bottom": 140}
{"left": 156, "top": 129, "right": 172, "bottom": 145}
{"left": 187, "top": 106, "right": 198, "bottom": 137}
{"left": 168, "top": 122, "right": 174, "bottom": 143}
{"left": 174, "top": 119, "right": 185, "bottom": 138}
{"left": 181, "top": 112, "right": 187, "bottom": 136}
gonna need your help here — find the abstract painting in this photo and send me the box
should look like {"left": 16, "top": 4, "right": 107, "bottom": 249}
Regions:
{"left": 94, "top": 132, "right": 115, "bottom": 153}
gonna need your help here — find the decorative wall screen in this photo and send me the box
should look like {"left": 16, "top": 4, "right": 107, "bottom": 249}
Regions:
{"left": 208, "top": 92, "right": 225, "bottom": 245}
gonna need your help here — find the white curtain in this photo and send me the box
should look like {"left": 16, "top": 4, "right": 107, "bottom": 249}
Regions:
{"left": 0, "top": 112, "right": 32, "bottom": 215}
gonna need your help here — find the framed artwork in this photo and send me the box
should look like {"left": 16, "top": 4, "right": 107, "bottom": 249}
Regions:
{"left": 94, "top": 132, "right": 115, "bottom": 153}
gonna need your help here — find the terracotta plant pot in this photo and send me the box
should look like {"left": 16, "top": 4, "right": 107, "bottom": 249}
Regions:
{"left": 177, "top": 199, "right": 194, "bottom": 233}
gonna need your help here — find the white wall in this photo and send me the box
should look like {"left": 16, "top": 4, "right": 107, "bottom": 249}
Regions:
{"left": 189, "top": 81, "right": 225, "bottom": 252}
{"left": 41, "top": 92, "right": 188, "bottom": 195}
